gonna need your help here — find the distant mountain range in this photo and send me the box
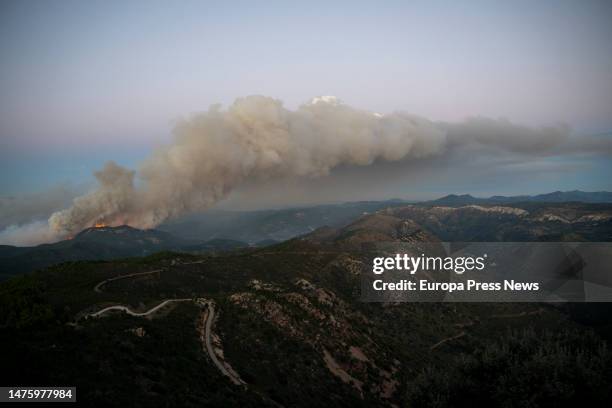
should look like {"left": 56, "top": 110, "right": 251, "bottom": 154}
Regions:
{"left": 160, "top": 192, "right": 612, "bottom": 242}
{"left": 1, "top": 192, "right": 611, "bottom": 278}
{"left": 425, "top": 190, "right": 612, "bottom": 206}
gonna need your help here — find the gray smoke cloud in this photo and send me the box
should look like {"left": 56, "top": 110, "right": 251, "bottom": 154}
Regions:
{"left": 0, "top": 185, "right": 81, "bottom": 246}
{"left": 47, "top": 95, "right": 448, "bottom": 237}
{"left": 0, "top": 185, "right": 79, "bottom": 229}
{"left": 1, "top": 95, "right": 575, "bottom": 245}
{"left": 444, "top": 117, "right": 570, "bottom": 154}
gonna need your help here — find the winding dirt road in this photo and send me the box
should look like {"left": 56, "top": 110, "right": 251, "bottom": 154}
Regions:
{"left": 88, "top": 298, "right": 193, "bottom": 318}
{"left": 94, "top": 269, "right": 162, "bottom": 293}
{"left": 200, "top": 304, "right": 246, "bottom": 386}
{"left": 88, "top": 269, "right": 246, "bottom": 387}
{"left": 88, "top": 297, "right": 245, "bottom": 386}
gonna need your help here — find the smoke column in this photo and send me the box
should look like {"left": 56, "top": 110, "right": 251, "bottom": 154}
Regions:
{"left": 48, "top": 96, "right": 448, "bottom": 237}
{"left": 0, "top": 94, "right": 566, "bottom": 244}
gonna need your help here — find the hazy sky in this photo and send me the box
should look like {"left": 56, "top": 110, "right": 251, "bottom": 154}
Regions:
{"left": 1, "top": 0, "right": 611, "bottom": 199}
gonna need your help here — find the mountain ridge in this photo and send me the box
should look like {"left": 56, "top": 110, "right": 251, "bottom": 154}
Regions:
{"left": 0, "top": 225, "right": 249, "bottom": 279}
{"left": 427, "top": 190, "right": 612, "bottom": 206}
{"left": 2, "top": 192, "right": 612, "bottom": 278}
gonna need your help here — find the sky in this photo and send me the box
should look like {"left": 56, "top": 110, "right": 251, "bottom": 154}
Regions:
{"left": 1, "top": 0, "right": 612, "bottom": 204}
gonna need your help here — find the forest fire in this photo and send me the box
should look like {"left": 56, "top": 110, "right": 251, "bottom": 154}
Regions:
{"left": 94, "top": 222, "right": 107, "bottom": 228}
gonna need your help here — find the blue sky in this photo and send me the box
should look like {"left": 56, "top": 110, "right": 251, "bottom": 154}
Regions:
{"left": 1, "top": 0, "right": 611, "bottom": 199}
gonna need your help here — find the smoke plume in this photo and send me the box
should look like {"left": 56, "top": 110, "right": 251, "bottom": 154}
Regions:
{"left": 1, "top": 95, "right": 574, "bottom": 245}
{"left": 48, "top": 96, "right": 449, "bottom": 237}
{"left": 0, "top": 185, "right": 79, "bottom": 229}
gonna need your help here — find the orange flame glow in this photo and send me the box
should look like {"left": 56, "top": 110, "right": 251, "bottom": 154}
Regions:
{"left": 94, "top": 222, "right": 107, "bottom": 228}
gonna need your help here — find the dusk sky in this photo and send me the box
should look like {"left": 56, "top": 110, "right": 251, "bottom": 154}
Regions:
{"left": 1, "top": 0, "right": 612, "bottom": 202}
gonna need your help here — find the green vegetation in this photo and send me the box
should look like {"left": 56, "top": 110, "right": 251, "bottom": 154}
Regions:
{"left": 406, "top": 328, "right": 612, "bottom": 407}
{"left": 0, "top": 275, "right": 54, "bottom": 329}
